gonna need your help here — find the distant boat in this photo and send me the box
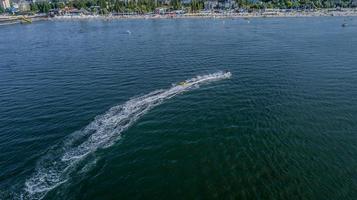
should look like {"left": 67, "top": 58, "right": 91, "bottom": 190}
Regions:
{"left": 342, "top": 23, "right": 347, "bottom": 27}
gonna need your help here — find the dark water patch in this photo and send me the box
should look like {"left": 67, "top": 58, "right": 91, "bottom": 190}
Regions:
{"left": 1, "top": 17, "right": 357, "bottom": 199}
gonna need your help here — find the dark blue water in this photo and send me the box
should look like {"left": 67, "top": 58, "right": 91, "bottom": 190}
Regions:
{"left": 1, "top": 17, "right": 357, "bottom": 199}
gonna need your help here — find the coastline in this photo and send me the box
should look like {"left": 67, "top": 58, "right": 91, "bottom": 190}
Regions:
{"left": 52, "top": 9, "right": 357, "bottom": 20}
{"left": 0, "top": 15, "right": 48, "bottom": 26}
{"left": 1, "top": 9, "right": 357, "bottom": 26}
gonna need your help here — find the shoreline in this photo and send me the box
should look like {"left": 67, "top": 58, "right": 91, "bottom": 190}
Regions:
{"left": 0, "top": 15, "right": 48, "bottom": 25}
{"left": 52, "top": 10, "right": 357, "bottom": 20}
{"left": 1, "top": 9, "right": 357, "bottom": 25}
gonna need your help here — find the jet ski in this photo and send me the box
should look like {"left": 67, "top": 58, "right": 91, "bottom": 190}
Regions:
{"left": 178, "top": 81, "right": 188, "bottom": 86}
{"left": 177, "top": 70, "right": 231, "bottom": 87}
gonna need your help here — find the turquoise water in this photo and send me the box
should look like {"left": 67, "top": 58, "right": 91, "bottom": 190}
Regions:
{"left": 1, "top": 17, "right": 357, "bottom": 199}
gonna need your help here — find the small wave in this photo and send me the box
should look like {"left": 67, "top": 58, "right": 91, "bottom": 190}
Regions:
{"left": 22, "top": 71, "right": 231, "bottom": 199}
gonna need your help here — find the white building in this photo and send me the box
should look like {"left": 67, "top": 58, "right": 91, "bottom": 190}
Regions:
{"left": 18, "top": 0, "right": 30, "bottom": 12}
{"left": 1, "top": 0, "right": 11, "bottom": 9}
{"left": 352, "top": 0, "right": 357, "bottom": 7}
{"left": 204, "top": 0, "right": 218, "bottom": 10}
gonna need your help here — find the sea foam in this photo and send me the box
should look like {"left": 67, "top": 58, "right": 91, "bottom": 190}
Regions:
{"left": 23, "top": 71, "right": 231, "bottom": 199}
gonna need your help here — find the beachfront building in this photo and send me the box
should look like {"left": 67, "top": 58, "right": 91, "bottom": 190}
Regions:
{"left": 217, "top": 0, "right": 236, "bottom": 9}
{"left": 18, "top": 0, "right": 30, "bottom": 12}
{"left": 204, "top": 0, "right": 218, "bottom": 10}
{"left": 155, "top": 7, "right": 168, "bottom": 14}
{"left": 181, "top": 0, "right": 191, "bottom": 6}
{"left": 157, "top": 0, "right": 170, "bottom": 5}
{"left": 31, "top": 0, "right": 48, "bottom": 3}
{"left": 1, "top": 0, "right": 11, "bottom": 9}
{"left": 352, "top": 0, "right": 357, "bottom": 7}
{"left": 263, "top": 8, "right": 280, "bottom": 16}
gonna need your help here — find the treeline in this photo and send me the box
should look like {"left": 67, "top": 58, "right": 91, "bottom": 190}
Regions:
{"left": 29, "top": 0, "right": 163, "bottom": 13}
{"left": 27, "top": 0, "right": 356, "bottom": 14}
{"left": 0, "top": 6, "right": 5, "bottom": 14}
{"left": 241, "top": 0, "right": 356, "bottom": 9}
{"left": 28, "top": 0, "right": 198, "bottom": 13}
{"left": 30, "top": 2, "right": 54, "bottom": 13}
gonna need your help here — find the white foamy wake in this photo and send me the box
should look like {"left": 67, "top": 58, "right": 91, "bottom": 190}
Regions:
{"left": 23, "top": 71, "right": 231, "bottom": 199}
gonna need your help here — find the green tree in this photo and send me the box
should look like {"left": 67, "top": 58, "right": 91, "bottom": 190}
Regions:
{"left": 36, "top": 2, "right": 51, "bottom": 13}
{"left": 285, "top": 0, "right": 293, "bottom": 8}
{"left": 58, "top": 2, "right": 65, "bottom": 9}
{"left": 30, "top": 3, "right": 39, "bottom": 12}
{"left": 236, "top": 0, "right": 249, "bottom": 8}
{"left": 113, "top": 0, "right": 125, "bottom": 12}
{"left": 341, "top": 0, "right": 351, "bottom": 7}
{"left": 190, "top": 0, "right": 203, "bottom": 12}
{"left": 73, "top": 0, "right": 87, "bottom": 9}
{"left": 170, "top": 0, "right": 181, "bottom": 9}
{"left": 98, "top": 0, "right": 107, "bottom": 9}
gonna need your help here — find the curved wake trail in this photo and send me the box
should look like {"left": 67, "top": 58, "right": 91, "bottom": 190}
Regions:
{"left": 23, "top": 71, "right": 231, "bottom": 199}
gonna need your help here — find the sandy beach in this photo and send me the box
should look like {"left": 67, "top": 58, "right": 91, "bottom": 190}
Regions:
{"left": 51, "top": 9, "right": 357, "bottom": 20}
{"left": 0, "top": 8, "right": 357, "bottom": 25}
{"left": 1, "top": 8, "right": 356, "bottom": 26}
